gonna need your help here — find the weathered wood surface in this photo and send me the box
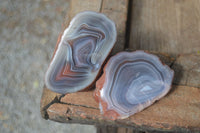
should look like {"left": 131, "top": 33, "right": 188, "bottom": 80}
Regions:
{"left": 172, "top": 54, "right": 200, "bottom": 88}
{"left": 129, "top": 0, "right": 200, "bottom": 56}
{"left": 41, "top": 0, "right": 200, "bottom": 132}
{"left": 42, "top": 85, "right": 200, "bottom": 132}
{"left": 96, "top": 126, "right": 154, "bottom": 133}
{"left": 96, "top": 126, "right": 134, "bottom": 133}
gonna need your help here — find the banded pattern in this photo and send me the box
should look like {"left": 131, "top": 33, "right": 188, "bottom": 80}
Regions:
{"left": 95, "top": 51, "right": 174, "bottom": 119}
{"left": 45, "top": 11, "right": 116, "bottom": 94}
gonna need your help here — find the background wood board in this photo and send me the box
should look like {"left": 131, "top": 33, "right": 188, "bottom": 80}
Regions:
{"left": 69, "top": 0, "right": 102, "bottom": 17}
{"left": 129, "top": 0, "right": 200, "bottom": 56}
{"left": 172, "top": 54, "right": 200, "bottom": 88}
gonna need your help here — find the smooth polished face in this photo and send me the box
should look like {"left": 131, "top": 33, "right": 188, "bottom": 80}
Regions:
{"left": 96, "top": 51, "right": 174, "bottom": 119}
{"left": 45, "top": 11, "right": 116, "bottom": 94}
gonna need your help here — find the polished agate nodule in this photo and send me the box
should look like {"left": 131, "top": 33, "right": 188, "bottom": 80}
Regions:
{"left": 94, "top": 51, "right": 174, "bottom": 120}
{"left": 45, "top": 11, "right": 116, "bottom": 94}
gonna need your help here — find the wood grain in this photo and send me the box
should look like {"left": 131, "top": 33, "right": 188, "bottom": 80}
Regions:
{"left": 45, "top": 85, "right": 200, "bottom": 132}
{"left": 60, "top": 91, "right": 99, "bottom": 109}
{"left": 117, "top": 127, "right": 127, "bottom": 133}
{"left": 129, "top": 0, "right": 200, "bottom": 56}
{"left": 96, "top": 126, "right": 136, "bottom": 133}
{"left": 69, "top": 0, "right": 102, "bottom": 18}
{"left": 172, "top": 53, "right": 200, "bottom": 88}
{"left": 101, "top": 0, "right": 128, "bottom": 54}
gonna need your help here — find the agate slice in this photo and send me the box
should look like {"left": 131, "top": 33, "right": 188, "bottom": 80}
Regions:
{"left": 45, "top": 11, "right": 116, "bottom": 94}
{"left": 94, "top": 51, "right": 174, "bottom": 120}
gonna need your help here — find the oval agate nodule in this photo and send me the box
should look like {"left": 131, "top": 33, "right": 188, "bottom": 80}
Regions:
{"left": 94, "top": 51, "right": 174, "bottom": 120}
{"left": 45, "top": 11, "right": 117, "bottom": 94}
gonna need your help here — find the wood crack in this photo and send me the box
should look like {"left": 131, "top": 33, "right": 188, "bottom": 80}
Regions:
{"left": 170, "top": 55, "right": 177, "bottom": 68}
{"left": 124, "top": 0, "right": 133, "bottom": 50}
{"left": 41, "top": 95, "right": 60, "bottom": 120}
{"left": 59, "top": 102, "right": 99, "bottom": 110}
{"left": 100, "top": 0, "right": 103, "bottom": 12}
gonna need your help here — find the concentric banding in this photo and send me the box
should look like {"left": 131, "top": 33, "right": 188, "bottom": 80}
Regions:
{"left": 45, "top": 11, "right": 117, "bottom": 94}
{"left": 99, "top": 51, "right": 174, "bottom": 119}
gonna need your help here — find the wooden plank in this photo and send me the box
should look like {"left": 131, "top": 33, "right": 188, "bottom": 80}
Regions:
{"left": 107, "top": 126, "right": 117, "bottom": 133}
{"left": 96, "top": 126, "right": 117, "bottom": 133}
{"left": 101, "top": 0, "right": 129, "bottom": 54}
{"left": 44, "top": 85, "right": 200, "bottom": 132}
{"left": 126, "top": 128, "right": 134, "bottom": 133}
{"left": 117, "top": 127, "right": 127, "bottom": 133}
{"left": 96, "top": 126, "right": 135, "bottom": 133}
{"left": 47, "top": 103, "right": 101, "bottom": 124}
{"left": 40, "top": 86, "right": 61, "bottom": 119}
{"left": 129, "top": 0, "right": 200, "bottom": 56}
{"left": 69, "top": 0, "right": 102, "bottom": 18}
{"left": 60, "top": 91, "right": 99, "bottom": 109}
{"left": 96, "top": 126, "right": 137, "bottom": 133}
{"left": 172, "top": 54, "right": 200, "bottom": 88}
